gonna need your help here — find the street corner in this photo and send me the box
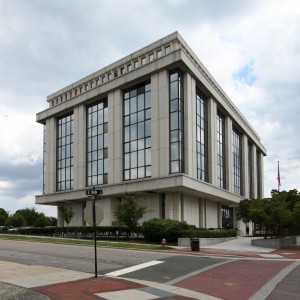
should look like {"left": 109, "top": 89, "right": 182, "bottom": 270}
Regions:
{"left": 270, "top": 246, "right": 300, "bottom": 259}
{"left": 173, "top": 259, "right": 294, "bottom": 300}
{"left": 32, "top": 276, "right": 146, "bottom": 299}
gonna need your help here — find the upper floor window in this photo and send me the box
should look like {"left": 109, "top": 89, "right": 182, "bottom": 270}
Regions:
{"left": 248, "top": 143, "right": 253, "bottom": 198}
{"left": 86, "top": 100, "right": 108, "bottom": 186}
{"left": 169, "top": 70, "right": 184, "bottom": 174}
{"left": 56, "top": 113, "right": 74, "bottom": 191}
{"left": 123, "top": 82, "right": 151, "bottom": 180}
{"left": 196, "top": 88, "right": 208, "bottom": 182}
{"left": 257, "top": 151, "right": 262, "bottom": 198}
{"left": 217, "top": 111, "right": 226, "bottom": 189}
{"left": 232, "top": 127, "right": 242, "bottom": 195}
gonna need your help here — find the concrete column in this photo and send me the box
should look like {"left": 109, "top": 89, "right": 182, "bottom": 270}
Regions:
{"left": 73, "top": 105, "right": 86, "bottom": 189}
{"left": 57, "top": 206, "right": 63, "bottom": 227}
{"left": 46, "top": 117, "right": 56, "bottom": 194}
{"left": 260, "top": 152, "right": 265, "bottom": 198}
{"left": 43, "top": 122, "right": 49, "bottom": 194}
{"left": 184, "top": 73, "right": 196, "bottom": 178}
{"left": 225, "top": 117, "right": 233, "bottom": 192}
{"left": 256, "top": 151, "right": 264, "bottom": 199}
{"left": 252, "top": 144, "right": 257, "bottom": 199}
{"left": 208, "top": 98, "right": 217, "bottom": 185}
{"left": 199, "top": 199, "right": 206, "bottom": 228}
{"left": 151, "top": 70, "right": 169, "bottom": 178}
{"left": 217, "top": 203, "right": 222, "bottom": 228}
{"left": 242, "top": 134, "right": 248, "bottom": 197}
{"left": 165, "top": 192, "right": 181, "bottom": 220}
{"left": 108, "top": 90, "right": 123, "bottom": 184}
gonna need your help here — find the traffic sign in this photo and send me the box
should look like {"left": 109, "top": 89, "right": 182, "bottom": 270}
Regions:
{"left": 86, "top": 189, "right": 103, "bottom": 196}
{"left": 84, "top": 201, "right": 104, "bottom": 225}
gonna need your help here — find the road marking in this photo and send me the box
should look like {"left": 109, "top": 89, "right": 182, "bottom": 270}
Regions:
{"left": 259, "top": 254, "right": 285, "bottom": 259}
{"left": 105, "top": 260, "right": 164, "bottom": 277}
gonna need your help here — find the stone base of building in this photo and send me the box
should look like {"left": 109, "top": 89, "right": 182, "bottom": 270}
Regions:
{"left": 178, "top": 236, "right": 237, "bottom": 247}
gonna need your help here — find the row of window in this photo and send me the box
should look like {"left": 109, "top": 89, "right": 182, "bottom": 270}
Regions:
{"left": 50, "top": 70, "right": 261, "bottom": 198}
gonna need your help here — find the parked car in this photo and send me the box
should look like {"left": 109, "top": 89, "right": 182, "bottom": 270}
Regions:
{"left": 8, "top": 227, "right": 19, "bottom": 232}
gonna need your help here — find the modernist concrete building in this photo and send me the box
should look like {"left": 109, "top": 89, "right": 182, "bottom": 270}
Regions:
{"left": 36, "top": 32, "right": 266, "bottom": 230}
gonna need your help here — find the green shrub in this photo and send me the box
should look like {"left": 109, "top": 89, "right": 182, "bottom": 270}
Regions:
{"left": 16, "top": 225, "right": 141, "bottom": 239}
{"left": 142, "top": 218, "right": 190, "bottom": 242}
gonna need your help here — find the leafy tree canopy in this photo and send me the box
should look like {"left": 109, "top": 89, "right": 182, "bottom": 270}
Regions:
{"left": 0, "top": 208, "right": 9, "bottom": 225}
{"left": 114, "top": 194, "right": 146, "bottom": 236}
{"left": 6, "top": 214, "right": 26, "bottom": 228}
{"left": 238, "top": 189, "right": 300, "bottom": 238}
{"left": 58, "top": 204, "right": 75, "bottom": 226}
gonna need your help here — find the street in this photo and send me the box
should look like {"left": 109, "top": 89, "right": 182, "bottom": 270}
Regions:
{"left": 0, "top": 239, "right": 172, "bottom": 274}
{"left": 0, "top": 239, "right": 299, "bottom": 299}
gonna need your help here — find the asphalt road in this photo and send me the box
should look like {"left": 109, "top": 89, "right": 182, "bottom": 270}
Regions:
{"left": 0, "top": 239, "right": 173, "bottom": 274}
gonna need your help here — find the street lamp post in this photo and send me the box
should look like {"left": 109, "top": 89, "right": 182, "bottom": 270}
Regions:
{"left": 86, "top": 187, "right": 103, "bottom": 278}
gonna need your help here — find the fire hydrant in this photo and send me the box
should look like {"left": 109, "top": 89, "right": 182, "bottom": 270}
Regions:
{"left": 161, "top": 238, "right": 167, "bottom": 247}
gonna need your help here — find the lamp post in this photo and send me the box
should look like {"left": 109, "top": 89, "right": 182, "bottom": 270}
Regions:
{"left": 86, "top": 187, "right": 103, "bottom": 278}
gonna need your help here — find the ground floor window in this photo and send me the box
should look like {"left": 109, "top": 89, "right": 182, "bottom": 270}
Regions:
{"left": 222, "top": 205, "right": 233, "bottom": 228}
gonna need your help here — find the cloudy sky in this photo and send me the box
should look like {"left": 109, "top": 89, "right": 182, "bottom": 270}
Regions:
{"left": 0, "top": 0, "right": 299, "bottom": 217}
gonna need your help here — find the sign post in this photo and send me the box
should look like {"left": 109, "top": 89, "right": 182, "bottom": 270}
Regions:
{"left": 86, "top": 187, "right": 103, "bottom": 278}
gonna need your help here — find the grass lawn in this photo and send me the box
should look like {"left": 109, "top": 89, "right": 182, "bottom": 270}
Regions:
{"left": 0, "top": 234, "right": 173, "bottom": 251}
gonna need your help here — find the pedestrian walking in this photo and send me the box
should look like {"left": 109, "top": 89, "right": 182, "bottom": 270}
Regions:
{"left": 246, "top": 225, "right": 249, "bottom": 236}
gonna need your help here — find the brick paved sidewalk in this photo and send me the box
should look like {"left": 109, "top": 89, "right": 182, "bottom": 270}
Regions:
{"left": 33, "top": 276, "right": 200, "bottom": 300}
{"left": 174, "top": 245, "right": 300, "bottom": 259}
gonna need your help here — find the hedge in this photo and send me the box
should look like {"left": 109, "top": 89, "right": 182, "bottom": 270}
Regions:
{"left": 16, "top": 226, "right": 143, "bottom": 239}
{"left": 142, "top": 218, "right": 190, "bottom": 242}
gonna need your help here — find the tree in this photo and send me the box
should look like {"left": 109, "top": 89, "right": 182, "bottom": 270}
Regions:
{"left": 114, "top": 194, "right": 146, "bottom": 238}
{"left": 34, "top": 214, "right": 51, "bottom": 227}
{"left": 15, "top": 208, "right": 39, "bottom": 227}
{"left": 249, "top": 198, "right": 269, "bottom": 238}
{"left": 236, "top": 199, "right": 251, "bottom": 223}
{"left": 58, "top": 204, "right": 75, "bottom": 237}
{"left": 13, "top": 207, "right": 51, "bottom": 230}
{"left": 0, "top": 208, "right": 9, "bottom": 225}
{"left": 238, "top": 189, "right": 300, "bottom": 238}
{"left": 6, "top": 214, "right": 26, "bottom": 228}
{"left": 47, "top": 216, "right": 57, "bottom": 226}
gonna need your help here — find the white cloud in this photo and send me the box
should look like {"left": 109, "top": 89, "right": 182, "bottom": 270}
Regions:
{"left": 0, "top": 0, "right": 299, "bottom": 216}
{"left": 0, "top": 181, "right": 12, "bottom": 189}
{"left": 0, "top": 110, "right": 42, "bottom": 166}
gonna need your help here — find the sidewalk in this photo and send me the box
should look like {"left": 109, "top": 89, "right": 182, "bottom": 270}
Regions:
{"left": 0, "top": 261, "right": 219, "bottom": 300}
{"left": 0, "top": 237, "right": 299, "bottom": 300}
{"left": 179, "top": 236, "right": 300, "bottom": 260}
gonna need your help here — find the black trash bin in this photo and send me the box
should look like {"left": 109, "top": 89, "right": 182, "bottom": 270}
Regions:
{"left": 190, "top": 238, "right": 199, "bottom": 251}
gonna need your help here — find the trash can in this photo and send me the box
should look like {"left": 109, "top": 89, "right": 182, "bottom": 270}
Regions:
{"left": 190, "top": 238, "right": 200, "bottom": 251}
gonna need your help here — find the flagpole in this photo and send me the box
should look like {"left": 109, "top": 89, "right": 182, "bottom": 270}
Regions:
{"left": 277, "top": 161, "right": 281, "bottom": 192}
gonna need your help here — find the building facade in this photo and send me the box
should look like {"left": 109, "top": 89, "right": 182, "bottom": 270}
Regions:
{"left": 36, "top": 32, "right": 266, "bottom": 230}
